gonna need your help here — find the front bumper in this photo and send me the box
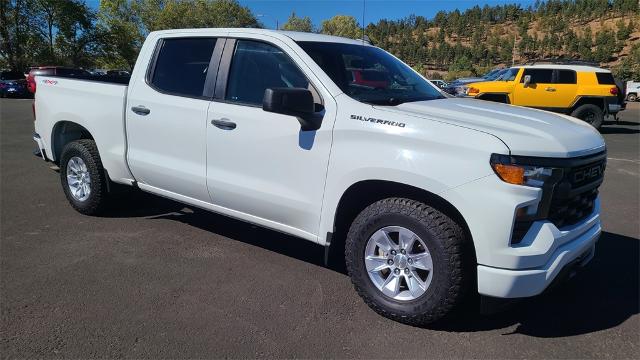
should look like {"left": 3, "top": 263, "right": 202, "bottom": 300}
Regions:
{"left": 477, "top": 216, "right": 600, "bottom": 298}
{"left": 443, "top": 167, "right": 603, "bottom": 300}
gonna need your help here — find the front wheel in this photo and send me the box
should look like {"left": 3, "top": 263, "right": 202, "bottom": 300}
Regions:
{"left": 627, "top": 93, "right": 638, "bottom": 102}
{"left": 345, "top": 198, "right": 470, "bottom": 326}
{"left": 60, "top": 139, "right": 109, "bottom": 215}
{"left": 571, "top": 104, "right": 604, "bottom": 129}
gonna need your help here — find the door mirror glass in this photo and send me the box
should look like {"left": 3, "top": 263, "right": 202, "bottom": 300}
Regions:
{"left": 263, "top": 88, "right": 321, "bottom": 131}
{"left": 523, "top": 74, "right": 532, "bottom": 87}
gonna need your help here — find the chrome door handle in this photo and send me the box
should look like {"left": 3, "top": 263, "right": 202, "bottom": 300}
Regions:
{"left": 131, "top": 105, "right": 150, "bottom": 115}
{"left": 211, "top": 118, "right": 236, "bottom": 130}
{"left": 545, "top": 87, "right": 556, "bottom": 92}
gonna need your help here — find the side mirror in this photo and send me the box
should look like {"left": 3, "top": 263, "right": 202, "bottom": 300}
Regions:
{"left": 523, "top": 75, "right": 532, "bottom": 87}
{"left": 263, "top": 88, "right": 322, "bottom": 131}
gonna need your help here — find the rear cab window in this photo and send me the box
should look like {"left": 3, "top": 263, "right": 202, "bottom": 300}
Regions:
{"left": 149, "top": 37, "right": 217, "bottom": 98}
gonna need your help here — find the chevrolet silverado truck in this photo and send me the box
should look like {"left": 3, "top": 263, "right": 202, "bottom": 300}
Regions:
{"left": 33, "top": 29, "right": 606, "bottom": 326}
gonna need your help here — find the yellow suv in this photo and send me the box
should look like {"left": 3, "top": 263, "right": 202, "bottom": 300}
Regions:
{"left": 465, "top": 64, "right": 623, "bottom": 129}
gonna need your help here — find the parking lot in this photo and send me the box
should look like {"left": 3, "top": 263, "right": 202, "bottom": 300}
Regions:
{"left": 1, "top": 98, "right": 638, "bottom": 358}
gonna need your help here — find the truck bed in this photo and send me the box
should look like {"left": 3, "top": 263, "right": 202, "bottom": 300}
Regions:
{"left": 34, "top": 75, "right": 134, "bottom": 184}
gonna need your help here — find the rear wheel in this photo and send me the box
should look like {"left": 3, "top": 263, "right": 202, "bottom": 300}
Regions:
{"left": 627, "top": 93, "right": 637, "bottom": 102}
{"left": 60, "top": 139, "right": 109, "bottom": 215}
{"left": 345, "top": 198, "right": 470, "bottom": 326}
{"left": 571, "top": 104, "right": 604, "bottom": 129}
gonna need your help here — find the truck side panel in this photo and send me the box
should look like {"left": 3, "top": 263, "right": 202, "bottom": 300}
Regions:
{"left": 34, "top": 76, "right": 134, "bottom": 184}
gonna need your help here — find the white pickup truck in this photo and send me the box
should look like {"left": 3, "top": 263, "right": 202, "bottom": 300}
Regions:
{"left": 33, "top": 28, "right": 606, "bottom": 325}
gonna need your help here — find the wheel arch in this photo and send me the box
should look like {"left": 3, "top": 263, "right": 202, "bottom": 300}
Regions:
{"left": 477, "top": 93, "right": 510, "bottom": 104}
{"left": 51, "top": 121, "right": 94, "bottom": 164}
{"left": 325, "top": 179, "right": 476, "bottom": 269}
{"left": 570, "top": 96, "right": 606, "bottom": 114}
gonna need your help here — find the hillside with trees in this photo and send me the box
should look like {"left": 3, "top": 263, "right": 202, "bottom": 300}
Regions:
{"left": 1, "top": 0, "right": 638, "bottom": 80}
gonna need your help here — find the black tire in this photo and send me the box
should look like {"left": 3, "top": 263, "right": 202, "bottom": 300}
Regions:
{"left": 59, "top": 139, "right": 109, "bottom": 215}
{"left": 345, "top": 198, "right": 470, "bottom": 326}
{"left": 627, "top": 93, "right": 637, "bottom": 102}
{"left": 571, "top": 104, "right": 604, "bottom": 129}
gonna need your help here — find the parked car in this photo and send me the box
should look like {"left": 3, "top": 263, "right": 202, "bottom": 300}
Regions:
{"left": 106, "top": 70, "right": 130, "bottom": 76}
{"left": 33, "top": 29, "right": 605, "bottom": 326}
{"left": 464, "top": 63, "right": 624, "bottom": 129}
{"left": 626, "top": 81, "right": 640, "bottom": 102}
{"left": 349, "top": 68, "right": 390, "bottom": 88}
{"left": 429, "top": 79, "right": 448, "bottom": 89}
{"left": 88, "top": 69, "right": 108, "bottom": 76}
{"left": 443, "top": 68, "right": 505, "bottom": 95}
{"left": 0, "top": 70, "right": 29, "bottom": 98}
{"left": 27, "top": 67, "right": 91, "bottom": 93}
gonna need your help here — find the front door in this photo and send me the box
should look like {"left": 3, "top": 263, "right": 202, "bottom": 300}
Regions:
{"left": 513, "top": 68, "right": 558, "bottom": 109}
{"left": 205, "top": 37, "right": 335, "bottom": 239}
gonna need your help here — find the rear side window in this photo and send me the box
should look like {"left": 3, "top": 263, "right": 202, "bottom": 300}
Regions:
{"left": 150, "top": 38, "right": 217, "bottom": 98}
{"left": 521, "top": 69, "right": 553, "bottom": 83}
{"left": 225, "top": 40, "right": 310, "bottom": 105}
{"left": 596, "top": 72, "right": 615, "bottom": 85}
{"left": 555, "top": 70, "right": 577, "bottom": 84}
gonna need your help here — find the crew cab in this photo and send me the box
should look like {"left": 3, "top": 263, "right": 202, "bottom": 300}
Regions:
{"left": 32, "top": 29, "right": 606, "bottom": 326}
{"left": 464, "top": 63, "right": 624, "bottom": 129}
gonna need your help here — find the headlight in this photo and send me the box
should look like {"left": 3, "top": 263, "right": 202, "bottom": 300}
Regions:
{"left": 490, "top": 154, "right": 559, "bottom": 188}
{"left": 466, "top": 87, "right": 480, "bottom": 96}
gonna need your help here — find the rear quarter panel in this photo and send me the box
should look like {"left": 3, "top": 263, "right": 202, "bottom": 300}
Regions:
{"left": 34, "top": 76, "right": 133, "bottom": 183}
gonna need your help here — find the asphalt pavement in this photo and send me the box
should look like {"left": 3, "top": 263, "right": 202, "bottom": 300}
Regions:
{"left": 1, "top": 98, "right": 638, "bottom": 358}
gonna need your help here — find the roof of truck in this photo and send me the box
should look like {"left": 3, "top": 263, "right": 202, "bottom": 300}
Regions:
{"left": 151, "top": 28, "right": 370, "bottom": 45}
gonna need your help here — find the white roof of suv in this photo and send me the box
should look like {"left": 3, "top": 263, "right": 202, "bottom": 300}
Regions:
{"left": 515, "top": 63, "right": 610, "bottom": 73}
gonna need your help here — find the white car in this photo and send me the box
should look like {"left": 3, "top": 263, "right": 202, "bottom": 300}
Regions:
{"left": 626, "top": 81, "right": 640, "bottom": 102}
{"left": 32, "top": 28, "right": 605, "bottom": 326}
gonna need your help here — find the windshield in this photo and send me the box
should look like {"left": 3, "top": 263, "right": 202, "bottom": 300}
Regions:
{"left": 497, "top": 68, "right": 519, "bottom": 81}
{"left": 297, "top": 41, "right": 445, "bottom": 106}
{"left": 484, "top": 69, "right": 507, "bottom": 81}
{"left": 482, "top": 69, "right": 501, "bottom": 79}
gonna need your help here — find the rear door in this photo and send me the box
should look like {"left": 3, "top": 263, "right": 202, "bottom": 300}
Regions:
{"left": 549, "top": 69, "right": 578, "bottom": 108}
{"left": 126, "top": 36, "right": 223, "bottom": 202}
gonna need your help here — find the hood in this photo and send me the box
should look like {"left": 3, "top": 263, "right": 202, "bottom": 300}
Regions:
{"left": 376, "top": 98, "right": 605, "bottom": 158}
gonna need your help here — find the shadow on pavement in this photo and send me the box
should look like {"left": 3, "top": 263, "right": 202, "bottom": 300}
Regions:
{"left": 601, "top": 119, "right": 640, "bottom": 134}
{"left": 103, "top": 192, "right": 639, "bottom": 337}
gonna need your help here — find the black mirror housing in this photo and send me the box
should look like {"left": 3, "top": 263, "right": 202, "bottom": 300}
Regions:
{"left": 263, "top": 88, "right": 322, "bottom": 131}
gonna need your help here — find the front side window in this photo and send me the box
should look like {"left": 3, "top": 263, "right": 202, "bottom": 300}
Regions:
{"left": 521, "top": 69, "right": 554, "bottom": 84}
{"left": 298, "top": 41, "right": 444, "bottom": 106}
{"left": 150, "top": 38, "right": 217, "bottom": 97}
{"left": 225, "top": 40, "right": 310, "bottom": 105}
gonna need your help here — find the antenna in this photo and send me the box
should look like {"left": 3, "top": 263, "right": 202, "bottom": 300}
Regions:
{"left": 362, "top": 0, "right": 366, "bottom": 44}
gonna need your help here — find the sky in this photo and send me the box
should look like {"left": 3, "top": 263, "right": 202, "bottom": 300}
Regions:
{"left": 85, "top": 0, "right": 538, "bottom": 28}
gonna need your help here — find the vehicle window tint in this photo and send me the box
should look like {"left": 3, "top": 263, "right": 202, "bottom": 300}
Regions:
{"left": 151, "top": 38, "right": 217, "bottom": 97}
{"left": 555, "top": 70, "right": 576, "bottom": 84}
{"left": 521, "top": 69, "right": 553, "bottom": 83}
{"left": 595, "top": 72, "right": 615, "bottom": 85}
{"left": 226, "top": 40, "right": 309, "bottom": 105}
